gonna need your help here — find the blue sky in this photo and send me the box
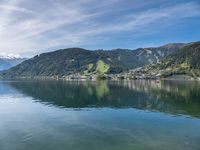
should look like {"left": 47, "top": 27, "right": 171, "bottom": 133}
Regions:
{"left": 0, "top": 0, "right": 200, "bottom": 57}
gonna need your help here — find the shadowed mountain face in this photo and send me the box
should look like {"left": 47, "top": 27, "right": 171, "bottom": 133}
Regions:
{"left": 6, "top": 80, "right": 200, "bottom": 117}
{"left": 0, "top": 58, "right": 26, "bottom": 71}
{"left": 0, "top": 43, "right": 185, "bottom": 78}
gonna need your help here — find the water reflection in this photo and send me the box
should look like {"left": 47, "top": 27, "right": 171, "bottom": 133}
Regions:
{"left": 3, "top": 80, "right": 200, "bottom": 117}
{"left": 0, "top": 80, "right": 200, "bottom": 150}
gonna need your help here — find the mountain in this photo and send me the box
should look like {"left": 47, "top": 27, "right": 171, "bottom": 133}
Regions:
{"left": 0, "top": 56, "right": 27, "bottom": 71}
{"left": 133, "top": 43, "right": 185, "bottom": 64}
{"left": 0, "top": 43, "right": 185, "bottom": 78}
{"left": 145, "top": 41, "right": 200, "bottom": 78}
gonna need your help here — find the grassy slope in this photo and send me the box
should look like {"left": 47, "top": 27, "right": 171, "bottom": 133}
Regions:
{"left": 147, "top": 41, "right": 200, "bottom": 78}
{"left": 96, "top": 60, "right": 110, "bottom": 74}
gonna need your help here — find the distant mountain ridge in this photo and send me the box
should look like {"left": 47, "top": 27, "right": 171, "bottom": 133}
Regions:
{"left": 0, "top": 43, "right": 187, "bottom": 78}
{"left": 0, "top": 57, "right": 27, "bottom": 71}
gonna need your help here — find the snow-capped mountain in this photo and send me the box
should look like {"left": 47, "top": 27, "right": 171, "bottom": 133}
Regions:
{"left": 0, "top": 53, "right": 27, "bottom": 71}
{"left": 0, "top": 53, "right": 21, "bottom": 59}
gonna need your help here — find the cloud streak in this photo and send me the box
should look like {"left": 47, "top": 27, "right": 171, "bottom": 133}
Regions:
{"left": 0, "top": 0, "right": 200, "bottom": 57}
{"left": 0, "top": 4, "right": 36, "bottom": 14}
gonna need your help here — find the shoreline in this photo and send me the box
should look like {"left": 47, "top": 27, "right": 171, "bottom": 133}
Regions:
{"left": 1, "top": 75, "right": 199, "bottom": 82}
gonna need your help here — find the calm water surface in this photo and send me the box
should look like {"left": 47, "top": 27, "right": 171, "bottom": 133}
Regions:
{"left": 0, "top": 80, "right": 200, "bottom": 150}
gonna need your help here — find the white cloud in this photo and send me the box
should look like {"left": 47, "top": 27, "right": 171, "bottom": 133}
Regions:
{"left": 0, "top": 0, "right": 199, "bottom": 57}
{"left": 0, "top": 4, "right": 36, "bottom": 14}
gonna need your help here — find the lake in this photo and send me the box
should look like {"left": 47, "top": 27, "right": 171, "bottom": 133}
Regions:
{"left": 0, "top": 80, "right": 200, "bottom": 150}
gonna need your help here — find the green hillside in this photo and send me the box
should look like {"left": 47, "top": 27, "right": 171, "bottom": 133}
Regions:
{"left": 148, "top": 42, "right": 200, "bottom": 78}
{"left": 0, "top": 43, "right": 185, "bottom": 78}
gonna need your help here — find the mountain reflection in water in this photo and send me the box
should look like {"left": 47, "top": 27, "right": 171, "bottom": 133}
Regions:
{"left": 5, "top": 80, "right": 200, "bottom": 118}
